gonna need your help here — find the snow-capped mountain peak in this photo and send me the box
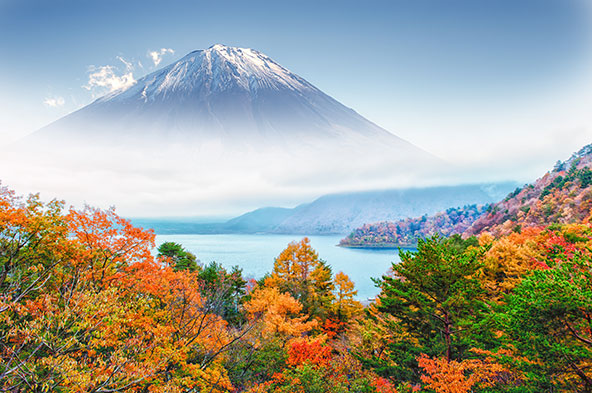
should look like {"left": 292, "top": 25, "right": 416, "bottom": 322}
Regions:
{"left": 34, "top": 43, "right": 437, "bottom": 168}
{"left": 104, "top": 44, "right": 312, "bottom": 105}
{"left": 19, "top": 44, "right": 442, "bottom": 216}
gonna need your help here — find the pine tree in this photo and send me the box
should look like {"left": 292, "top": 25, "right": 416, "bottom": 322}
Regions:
{"left": 368, "top": 235, "right": 489, "bottom": 383}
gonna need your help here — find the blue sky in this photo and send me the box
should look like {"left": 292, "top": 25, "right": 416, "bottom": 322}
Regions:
{"left": 1, "top": 0, "right": 592, "bottom": 174}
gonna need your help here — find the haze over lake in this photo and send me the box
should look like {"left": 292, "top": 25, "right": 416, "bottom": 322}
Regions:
{"left": 155, "top": 234, "right": 404, "bottom": 300}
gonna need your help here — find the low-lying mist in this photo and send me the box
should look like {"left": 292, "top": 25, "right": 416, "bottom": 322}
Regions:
{"left": 2, "top": 130, "right": 480, "bottom": 217}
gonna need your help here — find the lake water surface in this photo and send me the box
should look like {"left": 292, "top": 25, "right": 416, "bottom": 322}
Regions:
{"left": 155, "top": 234, "right": 406, "bottom": 300}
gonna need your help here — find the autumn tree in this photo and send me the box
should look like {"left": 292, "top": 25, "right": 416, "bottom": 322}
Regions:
{"left": 417, "top": 349, "right": 512, "bottom": 393}
{"left": 0, "top": 186, "right": 238, "bottom": 392}
{"left": 0, "top": 187, "right": 74, "bottom": 389}
{"left": 268, "top": 238, "right": 335, "bottom": 319}
{"left": 226, "top": 285, "right": 317, "bottom": 390}
{"left": 244, "top": 285, "right": 316, "bottom": 340}
{"left": 332, "top": 271, "right": 362, "bottom": 322}
{"left": 477, "top": 229, "right": 543, "bottom": 302}
{"left": 245, "top": 334, "right": 397, "bottom": 393}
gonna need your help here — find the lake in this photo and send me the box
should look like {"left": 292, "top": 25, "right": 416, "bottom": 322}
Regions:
{"left": 155, "top": 234, "right": 406, "bottom": 300}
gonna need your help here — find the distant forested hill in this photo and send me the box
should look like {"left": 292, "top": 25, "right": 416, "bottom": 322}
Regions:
{"left": 464, "top": 144, "right": 592, "bottom": 237}
{"left": 339, "top": 204, "right": 487, "bottom": 248}
{"left": 341, "top": 144, "right": 592, "bottom": 247}
{"left": 133, "top": 182, "right": 518, "bottom": 235}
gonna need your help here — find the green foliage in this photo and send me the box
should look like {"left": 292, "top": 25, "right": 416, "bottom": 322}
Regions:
{"left": 157, "top": 241, "right": 198, "bottom": 271}
{"left": 445, "top": 234, "right": 479, "bottom": 253}
{"left": 500, "top": 253, "right": 592, "bottom": 391}
{"left": 264, "top": 363, "right": 378, "bottom": 393}
{"left": 226, "top": 337, "right": 288, "bottom": 390}
{"left": 563, "top": 230, "right": 589, "bottom": 244}
{"left": 540, "top": 165, "right": 592, "bottom": 200}
{"left": 546, "top": 222, "right": 563, "bottom": 231}
{"left": 308, "top": 260, "right": 335, "bottom": 320}
{"left": 199, "top": 262, "right": 247, "bottom": 325}
{"left": 370, "top": 235, "right": 491, "bottom": 384}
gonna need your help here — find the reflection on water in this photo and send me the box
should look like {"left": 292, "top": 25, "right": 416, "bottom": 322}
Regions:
{"left": 156, "top": 234, "right": 408, "bottom": 300}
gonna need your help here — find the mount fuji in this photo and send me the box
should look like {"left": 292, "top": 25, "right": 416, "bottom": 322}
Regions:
{"left": 10, "top": 44, "right": 444, "bottom": 216}
{"left": 33, "top": 44, "right": 432, "bottom": 157}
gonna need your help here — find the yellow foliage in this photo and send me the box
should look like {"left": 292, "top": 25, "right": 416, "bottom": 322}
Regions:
{"left": 244, "top": 286, "right": 317, "bottom": 339}
{"left": 333, "top": 271, "right": 362, "bottom": 321}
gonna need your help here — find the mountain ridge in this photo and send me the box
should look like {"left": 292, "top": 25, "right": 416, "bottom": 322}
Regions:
{"left": 132, "top": 182, "right": 519, "bottom": 235}
{"left": 464, "top": 143, "right": 592, "bottom": 237}
{"left": 339, "top": 143, "right": 592, "bottom": 247}
{"left": 32, "top": 44, "right": 428, "bottom": 157}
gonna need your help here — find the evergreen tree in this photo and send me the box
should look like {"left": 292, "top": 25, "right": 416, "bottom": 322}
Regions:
{"left": 367, "top": 235, "right": 490, "bottom": 383}
{"left": 501, "top": 251, "right": 592, "bottom": 392}
{"left": 157, "top": 241, "right": 198, "bottom": 271}
{"left": 199, "top": 262, "right": 247, "bottom": 325}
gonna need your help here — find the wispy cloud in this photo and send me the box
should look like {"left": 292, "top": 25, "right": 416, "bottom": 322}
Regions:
{"left": 84, "top": 57, "right": 136, "bottom": 94}
{"left": 43, "top": 96, "right": 65, "bottom": 107}
{"left": 148, "top": 48, "right": 174, "bottom": 67}
{"left": 117, "top": 56, "right": 134, "bottom": 72}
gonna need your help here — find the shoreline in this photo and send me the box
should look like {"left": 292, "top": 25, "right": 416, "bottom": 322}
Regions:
{"left": 337, "top": 243, "right": 417, "bottom": 250}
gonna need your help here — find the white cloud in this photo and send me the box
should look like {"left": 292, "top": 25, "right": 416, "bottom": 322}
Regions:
{"left": 148, "top": 48, "right": 174, "bottom": 67}
{"left": 84, "top": 57, "right": 136, "bottom": 94}
{"left": 117, "top": 56, "right": 134, "bottom": 72}
{"left": 43, "top": 96, "right": 65, "bottom": 107}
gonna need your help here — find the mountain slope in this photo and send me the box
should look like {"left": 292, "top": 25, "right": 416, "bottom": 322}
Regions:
{"left": 32, "top": 44, "right": 430, "bottom": 158}
{"left": 133, "top": 182, "right": 518, "bottom": 235}
{"left": 339, "top": 204, "right": 488, "bottom": 247}
{"left": 223, "top": 207, "right": 293, "bottom": 233}
{"left": 4, "top": 44, "right": 448, "bottom": 216}
{"left": 464, "top": 144, "right": 592, "bottom": 237}
{"left": 339, "top": 143, "right": 592, "bottom": 246}
{"left": 270, "top": 183, "right": 515, "bottom": 234}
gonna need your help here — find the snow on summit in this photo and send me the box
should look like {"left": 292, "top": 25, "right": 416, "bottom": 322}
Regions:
{"left": 108, "top": 44, "right": 311, "bottom": 104}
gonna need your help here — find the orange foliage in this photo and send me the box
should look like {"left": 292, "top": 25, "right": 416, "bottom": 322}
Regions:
{"left": 267, "top": 237, "right": 335, "bottom": 319}
{"left": 244, "top": 286, "right": 316, "bottom": 339}
{"left": 273, "top": 237, "right": 319, "bottom": 282}
{"left": 0, "top": 186, "right": 234, "bottom": 392}
{"left": 321, "top": 317, "right": 345, "bottom": 339}
{"left": 418, "top": 349, "right": 511, "bottom": 393}
{"left": 478, "top": 228, "right": 544, "bottom": 300}
{"left": 66, "top": 205, "right": 155, "bottom": 286}
{"left": 371, "top": 377, "right": 400, "bottom": 393}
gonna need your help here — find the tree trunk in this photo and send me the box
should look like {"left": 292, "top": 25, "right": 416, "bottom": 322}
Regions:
{"left": 444, "top": 311, "right": 452, "bottom": 362}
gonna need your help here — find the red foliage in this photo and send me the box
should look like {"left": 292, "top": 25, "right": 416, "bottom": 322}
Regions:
{"left": 371, "top": 377, "right": 399, "bottom": 393}
{"left": 286, "top": 338, "right": 332, "bottom": 368}
{"left": 321, "top": 317, "right": 345, "bottom": 339}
